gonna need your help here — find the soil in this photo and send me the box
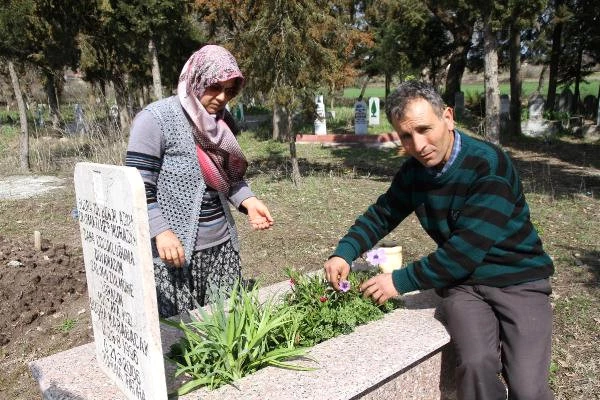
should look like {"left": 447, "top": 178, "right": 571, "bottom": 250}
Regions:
{"left": 0, "top": 235, "right": 93, "bottom": 399}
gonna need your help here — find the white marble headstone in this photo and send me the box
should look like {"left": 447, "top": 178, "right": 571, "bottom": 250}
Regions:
{"left": 74, "top": 162, "right": 167, "bottom": 400}
{"left": 314, "top": 95, "right": 327, "bottom": 135}
{"left": 354, "top": 100, "right": 368, "bottom": 135}
{"left": 368, "top": 97, "right": 380, "bottom": 125}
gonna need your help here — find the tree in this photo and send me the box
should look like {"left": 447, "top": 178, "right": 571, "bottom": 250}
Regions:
{"left": 7, "top": 60, "right": 30, "bottom": 171}
{"left": 195, "top": 0, "right": 367, "bottom": 184}
{"left": 506, "top": 0, "right": 547, "bottom": 137}
{"left": 426, "top": 0, "right": 479, "bottom": 105}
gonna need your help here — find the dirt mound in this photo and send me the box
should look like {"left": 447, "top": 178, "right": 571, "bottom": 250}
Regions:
{"left": 0, "top": 235, "right": 88, "bottom": 347}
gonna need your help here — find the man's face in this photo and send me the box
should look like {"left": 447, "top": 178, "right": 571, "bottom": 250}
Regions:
{"left": 391, "top": 98, "right": 455, "bottom": 168}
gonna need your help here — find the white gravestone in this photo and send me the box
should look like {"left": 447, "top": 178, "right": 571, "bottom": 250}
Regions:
{"left": 74, "top": 162, "right": 167, "bottom": 400}
{"left": 314, "top": 95, "right": 327, "bottom": 135}
{"left": 522, "top": 94, "right": 556, "bottom": 138}
{"left": 368, "top": 97, "right": 380, "bottom": 125}
{"left": 354, "top": 99, "right": 368, "bottom": 135}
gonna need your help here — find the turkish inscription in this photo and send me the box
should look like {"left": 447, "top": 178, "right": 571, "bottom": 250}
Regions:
{"left": 74, "top": 163, "right": 167, "bottom": 400}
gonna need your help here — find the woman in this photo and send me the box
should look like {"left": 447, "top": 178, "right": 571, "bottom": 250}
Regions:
{"left": 126, "top": 45, "right": 273, "bottom": 318}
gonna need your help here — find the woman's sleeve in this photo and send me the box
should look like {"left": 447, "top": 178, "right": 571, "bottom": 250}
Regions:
{"left": 125, "top": 111, "right": 169, "bottom": 238}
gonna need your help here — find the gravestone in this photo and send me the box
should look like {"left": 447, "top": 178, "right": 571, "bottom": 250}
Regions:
{"left": 314, "top": 95, "right": 327, "bottom": 135}
{"left": 557, "top": 88, "right": 573, "bottom": 113}
{"left": 75, "top": 103, "right": 85, "bottom": 134}
{"left": 35, "top": 104, "right": 45, "bottom": 128}
{"left": 368, "top": 97, "right": 380, "bottom": 125}
{"left": 354, "top": 99, "right": 368, "bottom": 135}
{"left": 454, "top": 92, "right": 464, "bottom": 121}
{"left": 74, "top": 162, "right": 167, "bottom": 400}
{"left": 235, "top": 103, "right": 245, "bottom": 126}
{"left": 522, "top": 94, "right": 556, "bottom": 138}
{"left": 583, "top": 95, "right": 597, "bottom": 120}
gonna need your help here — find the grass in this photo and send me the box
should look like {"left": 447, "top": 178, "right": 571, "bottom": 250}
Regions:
{"left": 343, "top": 79, "right": 600, "bottom": 101}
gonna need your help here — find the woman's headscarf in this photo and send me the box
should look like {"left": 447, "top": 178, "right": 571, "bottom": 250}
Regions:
{"left": 177, "top": 45, "right": 247, "bottom": 193}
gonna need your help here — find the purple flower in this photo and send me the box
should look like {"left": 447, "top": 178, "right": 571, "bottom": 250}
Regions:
{"left": 339, "top": 280, "right": 351, "bottom": 293}
{"left": 365, "top": 248, "right": 387, "bottom": 266}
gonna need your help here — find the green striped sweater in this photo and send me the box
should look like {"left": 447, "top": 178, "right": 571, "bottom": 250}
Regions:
{"left": 333, "top": 131, "right": 554, "bottom": 294}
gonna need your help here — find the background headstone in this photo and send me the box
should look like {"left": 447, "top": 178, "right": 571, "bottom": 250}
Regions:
{"left": 368, "top": 97, "right": 380, "bottom": 125}
{"left": 74, "top": 162, "right": 167, "bottom": 400}
{"left": 35, "top": 104, "right": 45, "bottom": 128}
{"left": 354, "top": 99, "right": 368, "bottom": 135}
{"left": 314, "top": 95, "right": 327, "bottom": 135}
{"left": 583, "top": 95, "right": 597, "bottom": 120}
{"left": 557, "top": 88, "right": 573, "bottom": 113}
{"left": 454, "top": 92, "right": 464, "bottom": 121}
{"left": 522, "top": 94, "right": 556, "bottom": 138}
{"left": 74, "top": 103, "right": 85, "bottom": 134}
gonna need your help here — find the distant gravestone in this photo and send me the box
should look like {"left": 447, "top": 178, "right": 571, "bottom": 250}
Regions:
{"left": 454, "top": 92, "right": 464, "bottom": 121}
{"left": 583, "top": 95, "right": 597, "bottom": 120}
{"left": 522, "top": 94, "right": 556, "bottom": 138}
{"left": 314, "top": 95, "right": 327, "bottom": 135}
{"left": 557, "top": 88, "right": 573, "bottom": 113}
{"left": 35, "top": 104, "right": 45, "bottom": 128}
{"left": 354, "top": 99, "right": 368, "bottom": 135}
{"left": 235, "top": 103, "right": 245, "bottom": 123}
{"left": 74, "top": 103, "right": 85, "bottom": 134}
{"left": 74, "top": 162, "right": 167, "bottom": 400}
{"left": 368, "top": 97, "right": 380, "bottom": 125}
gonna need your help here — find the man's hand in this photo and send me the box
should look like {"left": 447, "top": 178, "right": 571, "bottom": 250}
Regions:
{"left": 360, "top": 273, "right": 399, "bottom": 304}
{"left": 241, "top": 197, "right": 274, "bottom": 230}
{"left": 155, "top": 230, "right": 185, "bottom": 267}
{"left": 324, "top": 256, "right": 350, "bottom": 291}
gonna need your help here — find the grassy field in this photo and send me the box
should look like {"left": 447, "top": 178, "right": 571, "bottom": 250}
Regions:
{"left": 343, "top": 79, "right": 600, "bottom": 100}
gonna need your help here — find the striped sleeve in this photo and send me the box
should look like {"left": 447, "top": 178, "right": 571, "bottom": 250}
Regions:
{"left": 392, "top": 175, "right": 517, "bottom": 293}
{"left": 125, "top": 110, "right": 168, "bottom": 238}
{"left": 333, "top": 170, "right": 414, "bottom": 264}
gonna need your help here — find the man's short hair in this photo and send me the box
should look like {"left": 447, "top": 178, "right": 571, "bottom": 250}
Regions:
{"left": 385, "top": 81, "right": 446, "bottom": 123}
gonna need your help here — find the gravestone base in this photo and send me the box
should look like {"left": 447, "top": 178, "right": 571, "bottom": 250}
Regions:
{"left": 30, "top": 281, "right": 455, "bottom": 400}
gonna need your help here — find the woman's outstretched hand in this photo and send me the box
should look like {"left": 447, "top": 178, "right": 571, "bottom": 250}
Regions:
{"left": 241, "top": 197, "right": 274, "bottom": 230}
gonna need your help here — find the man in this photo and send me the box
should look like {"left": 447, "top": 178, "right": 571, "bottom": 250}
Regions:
{"left": 324, "top": 81, "right": 554, "bottom": 400}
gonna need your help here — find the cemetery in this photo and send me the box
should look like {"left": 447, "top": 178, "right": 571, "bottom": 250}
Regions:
{"left": 1, "top": 2, "right": 600, "bottom": 399}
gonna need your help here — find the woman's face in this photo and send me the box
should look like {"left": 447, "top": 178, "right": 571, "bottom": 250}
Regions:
{"left": 200, "top": 77, "right": 238, "bottom": 114}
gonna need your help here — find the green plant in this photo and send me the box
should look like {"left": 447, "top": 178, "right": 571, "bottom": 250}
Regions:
{"left": 283, "top": 268, "right": 400, "bottom": 346}
{"left": 163, "top": 282, "right": 312, "bottom": 395}
{"left": 56, "top": 318, "right": 77, "bottom": 333}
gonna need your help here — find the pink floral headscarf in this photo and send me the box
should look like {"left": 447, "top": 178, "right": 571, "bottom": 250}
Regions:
{"left": 178, "top": 45, "right": 247, "bottom": 193}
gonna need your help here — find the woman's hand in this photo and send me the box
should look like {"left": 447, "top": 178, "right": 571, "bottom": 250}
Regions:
{"left": 241, "top": 197, "right": 274, "bottom": 230}
{"left": 155, "top": 230, "right": 185, "bottom": 267}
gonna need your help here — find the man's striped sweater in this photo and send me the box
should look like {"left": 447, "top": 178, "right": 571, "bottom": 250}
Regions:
{"left": 333, "top": 131, "right": 554, "bottom": 294}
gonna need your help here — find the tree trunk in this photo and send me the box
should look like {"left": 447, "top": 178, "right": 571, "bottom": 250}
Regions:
{"left": 45, "top": 72, "right": 61, "bottom": 130}
{"left": 8, "top": 61, "right": 30, "bottom": 172}
{"left": 358, "top": 76, "right": 370, "bottom": 100}
{"left": 509, "top": 19, "right": 522, "bottom": 137}
{"left": 546, "top": 0, "right": 564, "bottom": 112}
{"left": 444, "top": 46, "right": 468, "bottom": 106}
{"left": 272, "top": 102, "right": 285, "bottom": 141}
{"left": 288, "top": 105, "right": 301, "bottom": 186}
{"left": 113, "top": 73, "right": 132, "bottom": 133}
{"left": 483, "top": 22, "right": 500, "bottom": 145}
{"left": 148, "top": 39, "right": 163, "bottom": 100}
{"left": 571, "top": 44, "right": 583, "bottom": 115}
